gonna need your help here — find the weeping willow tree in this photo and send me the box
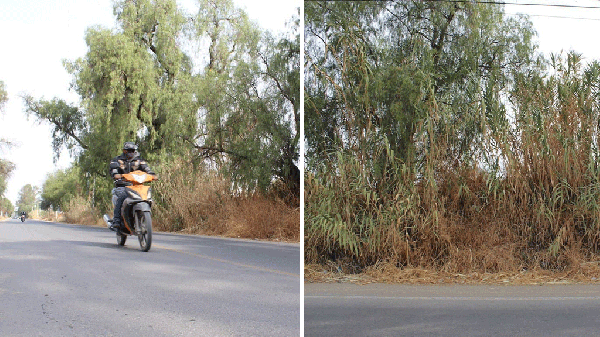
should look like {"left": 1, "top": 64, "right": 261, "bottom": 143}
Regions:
{"left": 0, "top": 81, "right": 7, "bottom": 111}
{"left": 24, "top": 0, "right": 300, "bottom": 209}
{"left": 305, "top": 1, "right": 537, "bottom": 169}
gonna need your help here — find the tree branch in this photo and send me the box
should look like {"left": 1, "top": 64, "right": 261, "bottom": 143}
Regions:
{"left": 179, "top": 135, "right": 249, "bottom": 160}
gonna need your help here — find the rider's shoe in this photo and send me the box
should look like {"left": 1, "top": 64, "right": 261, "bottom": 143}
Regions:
{"left": 109, "top": 218, "right": 121, "bottom": 231}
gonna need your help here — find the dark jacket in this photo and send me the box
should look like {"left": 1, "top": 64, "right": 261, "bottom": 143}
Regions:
{"left": 109, "top": 153, "right": 155, "bottom": 187}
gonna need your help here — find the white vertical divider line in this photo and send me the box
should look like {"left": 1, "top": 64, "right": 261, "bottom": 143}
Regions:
{"left": 299, "top": 1, "right": 306, "bottom": 336}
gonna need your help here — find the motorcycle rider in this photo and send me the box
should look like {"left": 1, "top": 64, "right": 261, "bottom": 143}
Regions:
{"left": 108, "top": 142, "right": 156, "bottom": 230}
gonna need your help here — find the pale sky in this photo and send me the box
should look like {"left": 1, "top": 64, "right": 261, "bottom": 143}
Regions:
{"left": 505, "top": 0, "right": 600, "bottom": 62}
{"left": 0, "top": 0, "right": 299, "bottom": 205}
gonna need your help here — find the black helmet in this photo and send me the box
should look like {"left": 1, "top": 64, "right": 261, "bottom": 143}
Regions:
{"left": 123, "top": 142, "right": 138, "bottom": 159}
{"left": 123, "top": 142, "right": 138, "bottom": 151}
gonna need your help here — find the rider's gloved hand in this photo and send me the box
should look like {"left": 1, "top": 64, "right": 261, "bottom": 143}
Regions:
{"left": 115, "top": 179, "right": 132, "bottom": 186}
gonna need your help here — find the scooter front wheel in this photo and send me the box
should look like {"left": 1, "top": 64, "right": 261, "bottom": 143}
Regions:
{"left": 137, "top": 211, "right": 152, "bottom": 252}
{"left": 117, "top": 232, "right": 127, "bottom": 246}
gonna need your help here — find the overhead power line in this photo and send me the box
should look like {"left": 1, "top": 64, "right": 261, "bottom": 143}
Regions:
{"left": 425, "top": 0, "right": 600, "bottom": 8}
{"left": 306, "top": 0, "right": 600, "bottom": 9}
{"left": 507, "top": 13, "right": 600, "bottom": 21}
{"left": 305, "top": 0, "right": 600, "bottom": 20}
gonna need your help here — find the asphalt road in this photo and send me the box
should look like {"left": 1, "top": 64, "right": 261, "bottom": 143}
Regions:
{"left": 0, "top": 218, "right": 300, "bottom": 336}
{"left": 305, "top": 283, "right": 600, "bottom": 336}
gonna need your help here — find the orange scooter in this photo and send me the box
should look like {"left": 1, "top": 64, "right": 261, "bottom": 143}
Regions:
{"left": 103, "top": 170, "right": 156, "bottom": 252}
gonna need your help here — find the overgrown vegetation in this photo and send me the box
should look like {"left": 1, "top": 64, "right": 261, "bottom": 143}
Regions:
{"left": 0, "top": 80, "right": 14, "bottom": 216}
{"left": 15, "top": 184, "right": 39, "bottom": 214}
{"left": 25, "top": 0, "right": 299, "bottom": 241}
{"left": 305, "top": 1, "right": 600, "bottom": 275}
{"left": 152, "top": 156, "right": 298, "bottom": 240}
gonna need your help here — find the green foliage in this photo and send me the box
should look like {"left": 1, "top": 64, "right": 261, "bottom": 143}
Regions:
{"left": 305, "top": 1, "right": 538, "bottom": 169}
{"left": 16, "top": 184, "right": 39, "bottom": 214}
{"left": 304, "top": 1, "right": 383, "bottom": 161}
{"left": 305, "top": 1, "right": 600, "bottom": 272}
{"left": 0, "top": 80, "right": 7, "bottom": 112}
{"left": 40, "top": 167, "right": 82, "bottom": 211}
{"left": 191, "top": 1, "right": 300, "bottom": 194}
{"left": 61, "top": 0, "right": 196, "bottom": 170}
{"left": 0, "top": 80, "right": 13, "bottom": 203}
{"left": 0, "top": 197, "right": 13, "bottom": 215}
{"left": 0, "top": 159, "right": 15, "bottom": 198}
{"left": 305, "top": 147, "right": 418, "bottom": 265}
{"left": 23, "top": 96, "right": 87, "bottom": 162}
{"left": 25, "top": 0, "right": 299, "bottom": 202}
{"left": 258, "top": 15, "right": 301, "bottom": 196}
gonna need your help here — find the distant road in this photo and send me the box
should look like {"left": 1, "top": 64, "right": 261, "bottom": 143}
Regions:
{"left": 0, "top": 218, "right": 300, "bottom": 336}
{"left": 305, "top": 283, "right": 600, "bottom": 336}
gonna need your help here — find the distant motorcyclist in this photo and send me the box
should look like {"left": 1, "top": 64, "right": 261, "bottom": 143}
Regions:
{"left": 108, "top": 142, "right": 156, "bottom": 230}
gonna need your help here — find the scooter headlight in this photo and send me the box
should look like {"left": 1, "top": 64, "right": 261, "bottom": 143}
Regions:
{"left": 147, "top": 188, "right": 152, "bottom": 200}
{"left": 131, "top": 173, "right": 147, "bottom": 184}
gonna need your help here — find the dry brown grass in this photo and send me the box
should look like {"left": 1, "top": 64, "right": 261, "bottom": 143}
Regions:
{"left": 152, "top": 158, "right": 299, "bottom": 242}
{"left": 305, "top": 261, "right": 600, "bottom": 285}
{"left": 222, "top": 195, "right": 299, "bottom": 241}
{"left": 167, "top": 193, "right": 300, "bottom": 242}
{"left": 28, "top": 209, "right": 66, "bottom": 222}
{"left": 63, "top": 195, "right": 104, "bottom": 227}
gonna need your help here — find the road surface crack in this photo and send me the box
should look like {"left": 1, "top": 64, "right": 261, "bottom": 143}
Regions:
{"left": 42, "top": 294, "right": 58, "bottom": 324}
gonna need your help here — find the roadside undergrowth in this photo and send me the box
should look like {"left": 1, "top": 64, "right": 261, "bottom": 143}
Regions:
{"left": 57, "top": 158, "right": 299, "bottom": 242}
{"left": 305, "top": 262, "right": 600, "bottom": 285}
{"left": 151, "top": 158, "right": 299, "bottom": 242}
{"left": 305, "top": 54, "right": 600, "bottom": 279}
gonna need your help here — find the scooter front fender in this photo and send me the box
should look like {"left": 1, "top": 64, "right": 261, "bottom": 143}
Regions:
{"left": 132, "top": 201, "right": 151, "bottom": 213}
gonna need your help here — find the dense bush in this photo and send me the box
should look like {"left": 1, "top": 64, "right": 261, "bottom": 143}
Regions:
{"left": 305, "top": 1, "right": 600, "bottom": 273}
